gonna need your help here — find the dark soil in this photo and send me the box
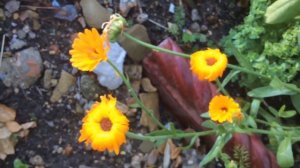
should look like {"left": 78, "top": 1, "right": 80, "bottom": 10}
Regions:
{"left": 0, "top": 0, "right": 246, "bottom": 167}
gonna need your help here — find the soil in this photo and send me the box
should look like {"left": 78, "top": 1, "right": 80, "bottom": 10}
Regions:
{"left": 0, "top": 0, "right": 246, "bottom": 167}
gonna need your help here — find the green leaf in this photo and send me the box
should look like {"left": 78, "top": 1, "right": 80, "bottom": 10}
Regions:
{"left": 278, "top": 110, "right": 297, "bottom": 118}
{"left": 265, "top": 0, "right": 300, "bottom": 24}
{"left": 219, "top": 70, "right": 240, "bottom": 91}
{"left": 180, "top": 135, "right": 198, "bottom": 150}
{"left": 200, "top": 112, "right": 210, "bottom": 118}
{"left": 14, "top": 159, "right": 29, "bottom": 168}
{"left": 195, "top": 33, "right": 207, "bottom": 43}
{"left": 201, "top": 120, "right": 217, "bottom": 129}
{"left": 247, "top": 86, "right": 295, "bottom": 98}
{"left": 246, "top": 116, "right": 257, "bottom": 128}
{"left": 250, "top": 99, "right": 261, "bottom": 117}
{"left": 182, "top": 32, "right": 197, "bottom": 43}
{"left": 291, "top": 94, "right": 300, "bottom": 114}
{"left": 200, "top": 133, "right": 232, "bottom": 167}
{"left": 128, "top": 103, "right": 140, "bottom": 109}
{"left": 277, "top": 137, "right": 294, "bottom": 167}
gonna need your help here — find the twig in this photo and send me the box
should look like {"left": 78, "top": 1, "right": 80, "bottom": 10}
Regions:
{"left": 0, "top": 35, "right": 5, "bottom": 68}
{"left": 20, "top": 5, "right": 58, "bottom": 10}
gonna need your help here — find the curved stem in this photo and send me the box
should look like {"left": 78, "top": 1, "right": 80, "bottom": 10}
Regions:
{"left": 107, "top": 60, "right": 165, "bottom": 129}
{"left": 123, "top": 32, "right": 191, "bottom": 59}
{"left": 123, "top": 32, "right": 270, "bottom": 80}
{"left": 216, "top": 79, "right": 229, "bottom": 96}
{"left": 126, "top": 130, "right": 216, "bottom": 142}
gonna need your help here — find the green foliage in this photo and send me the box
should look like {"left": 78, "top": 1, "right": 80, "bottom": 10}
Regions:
{"left": 13, "top": 159, "right": 29, "bottom": 168}
{"left": 233, "top": 145, "right": 250, "bottom": 168}
{"left": 277, "top": 136, "right": 294, "bottom": 167}
{"left": 265, "top": 0, "right": 300, "bottom": 24}
{"left": 182, "top": 32, "right": 207, "bottom": 43}
{"left": 174, "top": 5, "right": 185, "bottom": 30}
{"left": 221, "top": 0, "right": 300, "bottom": 85}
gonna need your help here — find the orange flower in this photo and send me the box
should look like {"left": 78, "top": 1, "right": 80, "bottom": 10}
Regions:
{"left": 69, "top": 28, "right": 109, "bottom": 71}
{"left": 78, "top": 95, "right": 129, "bottom": 155}
{"left": 190, "top": 48, "right": 228, "bottom": 81}
{"left": 208, "top": 95, "right": 242, "bottom": 123}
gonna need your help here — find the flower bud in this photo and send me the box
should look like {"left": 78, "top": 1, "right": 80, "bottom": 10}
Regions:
{"left": 103, "top": 14, "right": 127, "bottom": 42}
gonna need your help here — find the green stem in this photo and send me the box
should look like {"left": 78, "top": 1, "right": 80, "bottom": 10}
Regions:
{"left": 124, "top": 32, "right": 270, "bottom": 80}
{"left": 126, "top": 130, "right": 216, "bottom": 142}
{"left": 123, "top": 32, "right": 190, "bottom": 59}
{"left": 237, "top": 128, "right": 273, "bottom": 135}
{"left": 216, "top": 79, "right": 229, "bottom": 96}
{"left": 107, "top": 60, "right": 165, "bottom": 129}
{"left": 227, "top": 64, "right": 269, "bottom": 79}
{"left": 256, "top": 118, "right": 300, "bottom": 130}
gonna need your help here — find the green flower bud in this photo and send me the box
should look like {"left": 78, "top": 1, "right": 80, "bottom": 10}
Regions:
{"left": 103, "top": 14, "right": 127, "bottom": 42}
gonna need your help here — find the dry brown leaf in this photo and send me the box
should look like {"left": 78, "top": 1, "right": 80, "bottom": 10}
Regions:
{"left": 158, "top": 139, "right": 181, "bottom": 160}
{"left": 0, "top": 138, "right": 15, "bottom": 155}
{"left": 0, "top": 104, "right": 16, "bottom": 122}
{"left": 0, "top": 127, "right": 11, "bottom": 139}
{"left": 21, "top": 121, "right": 37, "bottom": 130}
{"left": 0, "top": 152, "right": 7, "bottom": 160}
{"left": 5, "top": 121, "right": 21, "bottom": 133}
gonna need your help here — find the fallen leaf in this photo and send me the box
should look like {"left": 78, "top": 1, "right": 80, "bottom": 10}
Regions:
{"left": 0, "top": 127, "right": 11, "bottom": 139}
{"left": 0, "top": 104, "right": 16, "bottom": 122}
{"left": 5, "top": 121, "right": 21, "bottom": 133}
{"left": 21, "top": 121, "right": 37, "bottom": 130}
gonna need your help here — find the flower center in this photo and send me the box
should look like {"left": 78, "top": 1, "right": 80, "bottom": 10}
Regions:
{"left": 206, "top": 57, "right": 217, "bottom": 66}
{"left": 100, "top": 118, "right": 112, "bottom": 131}
{"left": 221, "top": 107, "right": 228, "bottom": 112}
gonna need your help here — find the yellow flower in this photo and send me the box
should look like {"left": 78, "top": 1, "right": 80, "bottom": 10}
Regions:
{"left": 78, "top": 94, "right": 129, "bottom": 155}
{"left": 69, "top": 28, "right": 109, "bottom": 71}
{"left": 190, "top": 48, "right": 228, "bottom": 81}
{"left": 208, "top": 95, "right": 242, "bottom": 123}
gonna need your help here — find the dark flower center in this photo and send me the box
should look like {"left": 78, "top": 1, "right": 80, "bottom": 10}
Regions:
{"left": 206, "top": 58, "right": 217, "bottom": 66}
{"left": 221, "top": 107, "right": 228, "bottom": 112}
{"left": 100, "top": 118, "right": 112, "bottom": 131}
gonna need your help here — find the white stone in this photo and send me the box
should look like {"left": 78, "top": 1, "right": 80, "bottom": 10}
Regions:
{"left": 93, "top": 42, "right": 126, "bottom": 90}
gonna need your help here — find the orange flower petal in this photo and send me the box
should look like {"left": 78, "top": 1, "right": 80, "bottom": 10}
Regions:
{"left": 208, "top": 95, "right": 242, "bottom": 123}
{"left": 69, "top": 28, "right": 109, "bottom": 71}
{"left": 190, "top": 48, "right": 228, "bottom": 81}
{"left": 78, "top": 94, "right": 129, "bottom": 155}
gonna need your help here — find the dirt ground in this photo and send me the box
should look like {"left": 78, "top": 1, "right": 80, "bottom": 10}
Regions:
{"left": 0, "top": 0, "right": 246, "bottom": 167}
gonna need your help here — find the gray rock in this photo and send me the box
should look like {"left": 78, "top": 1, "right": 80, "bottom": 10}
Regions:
{"left": 29, "top": 155, "right": 44, "bottom": 166}
{"left": 0, "top": 47, "right": 43, "bottom": 89}
{"left": 54, "top": 5, "right": 78, "bottom": 22}
{"left": 80, "top": 0, "right": 110, "bottom": 29}
{"left": 191, "top": 9, "right": 200, "bottom": 21}
{"left": 5, "top": 0, "right": 20, "bottom": 14}
{"left": 93, "top": 42, "right": 126, "bottom": 90}
{"left": 124, "top": 65, "right": 142, "bottom": 80}
{"left": 9, "top": 37, "right": 27, "bottom": 50}
{"left": 17, "top": 29, "right": 26, "bottom": 39}
{"left": 80, "top": 74, "right": 103, "bottom": 100}
{"left": 119, "top": 0, "right": 137, "bottom": 16}
{"left": 118, "top": 24, "right": 151, "bottom": 62}
{"left": 43, "top": 69, "right": 52, "bottom": 89}
{"left": 190, "top": 22, "right": 200, "bottom": 33}
{"left": 22, "top": 25, "right": 30, "bottom": 33}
